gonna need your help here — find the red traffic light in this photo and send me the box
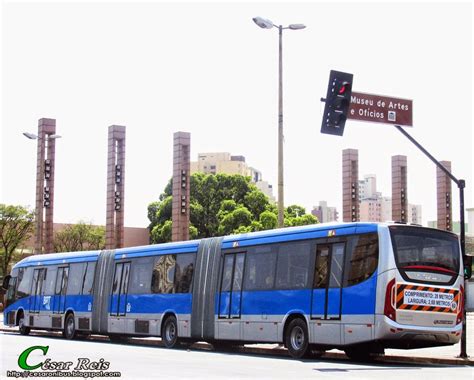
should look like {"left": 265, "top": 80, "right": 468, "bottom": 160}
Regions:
{"left": 338, "top": 81, "right": 351, "bottom": 95}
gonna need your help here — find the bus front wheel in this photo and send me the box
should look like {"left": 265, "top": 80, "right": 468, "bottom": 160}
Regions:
{"left": 18, "top": 313, "right": 30, "bottom": 336}
{"left": 285, "top": 318, "right": 309, "bottom": 359}
{"left": 162, "top": 316, "right": 178, "bottom": 348}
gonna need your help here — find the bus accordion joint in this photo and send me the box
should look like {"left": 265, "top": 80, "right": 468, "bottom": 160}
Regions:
{"left": 384, "top": 278, "right": 396, "bottom": 321}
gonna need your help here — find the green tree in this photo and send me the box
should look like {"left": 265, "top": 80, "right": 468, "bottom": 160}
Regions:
{"left": 0, "top": 204, "right": 35, "bottom": 277}
{"left": 148, "top": 173, "right": 318, "bottom": 243}
{"left": 259, "top": 210, "right": 277, "bottom": 230}
{"left": 53, "top": 222, "right": 105, "bottom": 252}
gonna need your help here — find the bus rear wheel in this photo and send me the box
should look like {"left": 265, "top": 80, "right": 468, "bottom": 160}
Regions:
{"left": 18, "top": 313, "right": 30, "bottom": 336}
{"left": 63, "top": 313, "right": 76, "bottom": 340}
{"left": 162, "top": 316, "right": 178, "bottom": 348}
{"left": 285, "top": 318, "right": 309, "bottom": 359}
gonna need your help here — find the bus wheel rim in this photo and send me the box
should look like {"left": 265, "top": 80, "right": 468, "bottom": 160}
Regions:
{"left": 290, "top": 326, "right": 304, "bottom": 350}
{"left": 166, "top": 322, "right": 176, "bottom": 342}
{"left": 67, "top": 318, "right": 74, "bottom": 336}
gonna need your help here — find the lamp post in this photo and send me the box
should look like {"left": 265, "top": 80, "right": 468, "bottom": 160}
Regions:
{"left": 23, "top": 118, "right": 61, "bottom": 254}
{"left": 253, "top": 16, "right": 305, "bottom": 228}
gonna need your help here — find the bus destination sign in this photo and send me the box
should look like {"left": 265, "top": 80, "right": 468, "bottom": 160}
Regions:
{"left": 348, "top": 91, "right": 413, "bottom": 127}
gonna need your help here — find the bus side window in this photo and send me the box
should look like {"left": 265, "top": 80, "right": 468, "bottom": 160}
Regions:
{"left": 55, "top": 267, "right": 69, "bottom": 295}
{"left": 16, "top": 267, "right": 33, "bottom": 300}
{"left": 175, "top": 253, "right": 195, "bottom": 293}
{"left": 67, "top": 263, "right": 86, "bottom": 295}
{"left": 82, "top": 262, "right": 96, "bottom": 295}
{"left": 43, "top": 267, "right": 57, "bottom": 295}
{"left": 151, "top": 255, "right": 176, "bottom": 294}
{"left": 346, "top": 233, "right": 379, "bottom": 286}
{"left": 276, "top": 242, "right": 311, "bottom": 289}
{"left": 128, "top": 258, "right": 152, "bottom": 294}
{"left": 313, "top": 246, "right": 330, "bottom": 288}
{"left": 243, "top": 251, "right": 277, "bottom": 290}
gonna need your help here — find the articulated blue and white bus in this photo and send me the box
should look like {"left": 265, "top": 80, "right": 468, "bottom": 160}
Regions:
{"left": 2, "top": 222, "right": 465, "bottom": 359}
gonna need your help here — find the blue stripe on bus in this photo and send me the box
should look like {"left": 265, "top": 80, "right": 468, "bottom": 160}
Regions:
{"left": 112, "top": 293, "right": 193, "bottom": 315}
{"left": 3, "top": 294, "right": 94, "bottom": 325}
{"left": 215, "top": 273, "right": 377, "bottom": 316}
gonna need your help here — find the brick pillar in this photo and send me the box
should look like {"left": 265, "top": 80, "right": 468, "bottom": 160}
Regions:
{"left": 342, "top": 149, "right": 359, "bottom": 222}
{"left": 392, "top": 155, "right": 408, "bottom": 223}
{"left": 35, "top": 118, "right": 56, "bottom": 254}
{"left": 172, "top": 132, "right": 190, "bottom": 242}
{"left": 437, "top": 161, "right": 452, "bottom": 231}
{"left": 105, "top": 125, "right": 126, "bottom": 249}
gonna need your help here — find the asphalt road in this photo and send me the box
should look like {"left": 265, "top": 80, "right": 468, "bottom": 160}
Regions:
{"left": 1, "top": 332, "right": 473, "bottom": 380}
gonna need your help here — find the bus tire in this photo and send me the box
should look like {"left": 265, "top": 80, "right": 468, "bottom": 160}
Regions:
{"left": 162, "top": 315, "right": 178, "bottom": 348}
{"left": 285, "top": 318, "right": 309, "bottom": 359}
{"left": 18, "top": 312, "right": 30, "bottom": 336}
{"left": 63, "top": 313, "right": 76, "bottom": 340}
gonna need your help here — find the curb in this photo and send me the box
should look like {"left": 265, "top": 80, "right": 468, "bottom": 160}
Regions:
{"left": 1, "top": 327, "right": 473, "bottom": 366}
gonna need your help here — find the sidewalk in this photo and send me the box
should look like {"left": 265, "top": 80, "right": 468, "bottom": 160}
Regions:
{"left": 1, "top": 314, "right": 473, "bottom": 366}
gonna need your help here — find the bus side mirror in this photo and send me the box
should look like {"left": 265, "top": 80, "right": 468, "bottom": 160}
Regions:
{"left": 1, "top": 275, "right": 11, "bottom": 290}
{"left": 464, "top": 255, "right": 473, "bottom": 280}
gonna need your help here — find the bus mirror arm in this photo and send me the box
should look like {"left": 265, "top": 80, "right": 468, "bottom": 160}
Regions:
{"left": 1, "top": 274, "right": 11, "bottom": 290}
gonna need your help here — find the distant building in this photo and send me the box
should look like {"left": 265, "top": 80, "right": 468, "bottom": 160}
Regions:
{"left": 190, "top": 152, "right": 275, "bottom": 202}
{"left": 427, "top": 221, "right": 468, "bottom": 234}
{"left": 311, "top": 201, "right": 338, "bottom": 223}
{"left": 357, "top": 174, "right": 422, "bottom": 224}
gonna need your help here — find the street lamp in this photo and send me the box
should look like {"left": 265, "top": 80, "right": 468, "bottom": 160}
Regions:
{"left": 253, "top": 16, "right": 306, "bottom": 228}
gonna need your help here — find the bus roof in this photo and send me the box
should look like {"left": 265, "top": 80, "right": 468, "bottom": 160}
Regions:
{"left": 13, "top": 239, "right": 201, "bottom": 269}
{"left": 13, "top": 222, "right": 434, "bottom": 269}
{"left": 221, "top": 221, "right": 380, "bottom": 248}
{"left": 14, "top": 250, "right": 102, "bottom": 268}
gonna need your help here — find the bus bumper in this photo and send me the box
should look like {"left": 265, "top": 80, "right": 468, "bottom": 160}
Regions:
{"left": 374, "top": 314, "right": 462, "bottom": 348}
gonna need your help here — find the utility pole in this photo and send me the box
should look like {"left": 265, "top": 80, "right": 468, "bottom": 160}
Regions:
{"left": 394, "top": 125, "right": 468, "bottom": 359}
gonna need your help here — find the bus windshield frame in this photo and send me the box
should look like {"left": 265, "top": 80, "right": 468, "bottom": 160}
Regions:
{"left": 389, "top": 226, "right": 461, "bottom": 284}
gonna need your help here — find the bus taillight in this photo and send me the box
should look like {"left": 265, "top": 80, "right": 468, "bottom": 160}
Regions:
{"left": 456, "top": 285, "right": 464, "bottom": 325}
{"left": 384, "top": 278, "right": 396, "bottom": 321}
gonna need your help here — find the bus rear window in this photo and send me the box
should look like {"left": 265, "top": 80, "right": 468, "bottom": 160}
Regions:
{"left": 390, "top": 226, "right": 460, "bottom": 276}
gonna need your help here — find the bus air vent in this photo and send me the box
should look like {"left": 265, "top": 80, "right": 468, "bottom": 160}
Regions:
{"left": 135, "top": 320, "right": 150, "bottom": 334}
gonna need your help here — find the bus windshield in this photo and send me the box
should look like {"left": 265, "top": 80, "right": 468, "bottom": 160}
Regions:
{"left": 390, "top": 226, "right": 460, "bottom": 274}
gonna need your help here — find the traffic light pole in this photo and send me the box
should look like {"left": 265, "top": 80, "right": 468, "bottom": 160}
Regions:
{"left": 394, "top": 125, "right": 468, "bottom": 359}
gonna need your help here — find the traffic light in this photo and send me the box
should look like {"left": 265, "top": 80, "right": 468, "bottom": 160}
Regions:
{"left": 321, "top": 70, "right": 353, "bottom": 136}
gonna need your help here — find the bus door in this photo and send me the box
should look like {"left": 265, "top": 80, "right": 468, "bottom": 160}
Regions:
{"left": 311, "top": 242, "right": 345, "bottom": 320}
{"left": 218, "top": 253, "right": 245, "bottom": 319}
{"left": 53, "top": 267, "right": 69, "bottom": 314}
{"left": 29, "top": 268, "right": 46, "bottom": 313}
{"left": 110, "top": 262, "right": 131, "bottom": 317}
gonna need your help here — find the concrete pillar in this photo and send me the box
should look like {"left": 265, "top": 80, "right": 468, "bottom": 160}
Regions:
{"left": 105, "top": 125, "right": 126, "bottom": 249}
{"left": 35, "top": 118, "right": 56, "bottom": 254}
{"left": 342, "top": 149, "right": 359, "bottom": 222}
{"left": 392, "top": 155, "right": 408, "bottom": 223}
{"left": 437, "top": 161, "right": 452, "bottom": 231}
{"left": 172, "top": 132, "right": 190, "bottom": 242}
